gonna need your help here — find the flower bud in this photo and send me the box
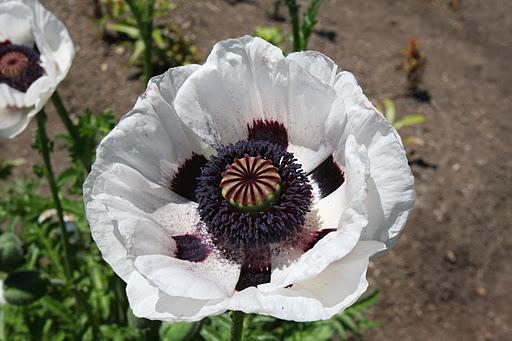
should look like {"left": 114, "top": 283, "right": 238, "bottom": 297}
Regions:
{"left": 3, "top": 271, "right": 48, "bottom": 305}
{"left": 0, "top": 233, "right": 24, "bottom": 272}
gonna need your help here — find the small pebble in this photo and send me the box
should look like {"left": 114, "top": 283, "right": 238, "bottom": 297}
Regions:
{"left": 445, "top": 250, "right": 456, "bottom": 264}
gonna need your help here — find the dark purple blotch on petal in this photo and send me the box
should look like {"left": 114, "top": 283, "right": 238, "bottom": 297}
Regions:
{"left": 173, "top": 234, "right": 212, "bottom": 262}
{"left": 235, "top": 246, "right": 271, "bottom": 291}
{"left": 248, "top": 119, "right": 288, "bottom": 148}
{"left": 302, "top": 228, "right": 337, "bottom": 252}
{"left": 170, "top": 153, "right": 208, "bottom": 202}
{"left": 309, "top": 155, "right": 344, "bottom": 199}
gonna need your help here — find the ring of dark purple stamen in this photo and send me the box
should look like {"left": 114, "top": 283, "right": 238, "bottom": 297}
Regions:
{"left": 0, "top": 41, "right": 44, "bottom": 93}
{"left": 196, "top": 140, "right": 312, "bottom": 250}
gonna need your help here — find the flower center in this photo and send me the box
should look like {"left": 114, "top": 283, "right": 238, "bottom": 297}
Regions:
{"left": 0, "top": 51, "right": 29, "bottom": 78}
{"left": 0, "top": 41, "right": 44, "bottom": 92}
{"left": 196, "top": 140, "right": 312, "bottom": 251}
{"left": 220, "top": 156, "right": 281, "bottom": 213}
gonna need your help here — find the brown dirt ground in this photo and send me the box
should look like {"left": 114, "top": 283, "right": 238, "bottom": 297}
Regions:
{"left": 1, "top": 0, "right": 511, "bottom": 340}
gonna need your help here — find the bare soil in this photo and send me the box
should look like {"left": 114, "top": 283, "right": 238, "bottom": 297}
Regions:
{"left": 1, "top": 0, "right": 511, "bottom": 340}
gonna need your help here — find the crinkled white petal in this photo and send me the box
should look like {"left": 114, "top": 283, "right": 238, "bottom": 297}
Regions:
{"left": 262, "top": 135, "right": 370, "bottom": 290}
{"left": 89, "top": 185, "right": 242, "bottom": 296}
{"left": 127, "top": 272, "right": 228, "bottom": 322}
{"left": 174, "top": 35, "right": 336, "bottom": 172}
{"left": 330, "top": 72, "right": 415, "bottom": 248}
{"left": 128, "top": 241, "right": 384, "bottom": 322}
{"left": 286, "top": 51, "right": 338, "bottom": 86}
{"left": 84, "top": 65, "right": 241, "bottom": 297}
{"left": 134, "top": 253, "right": 240, "bottom": 300}
{"left": 86, "top": 190, "right": 188, "bottom": 280}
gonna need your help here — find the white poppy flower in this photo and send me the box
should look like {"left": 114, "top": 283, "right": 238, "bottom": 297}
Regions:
{"left": 0, "top": 0, "right": 74, "bottom": 138}
{"left": 84, "top": 36, "right": 414, "bottom": 322}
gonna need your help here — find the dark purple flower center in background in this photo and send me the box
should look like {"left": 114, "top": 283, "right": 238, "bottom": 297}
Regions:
{"left": 0, "top": 41, "right": 44, "bottom": 92}
{"left": 196, "top": 140, "right": 312, "bottom": 252}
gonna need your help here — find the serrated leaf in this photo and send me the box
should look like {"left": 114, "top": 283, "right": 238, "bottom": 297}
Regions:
{"left": 301, "top": 0, "right": 323, "bottom": 49}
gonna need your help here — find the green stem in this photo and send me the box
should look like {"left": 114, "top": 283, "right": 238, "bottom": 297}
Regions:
{"left": 36, "top": 111, "right": 73, "bottom": 279}
{"left": 285, "top": 0, "right": 302, "bottom": 51}
{"left": 126, "top": 0, "right": 154, "bottom": 85}
{"left": 36, "top": 111, "right": 99, "bottom": 339}
{"left": 230, "top": 311, "right": 246, "bottom": 341}
{"left": 51, "top": 91, "right": 91, "bottom": 171}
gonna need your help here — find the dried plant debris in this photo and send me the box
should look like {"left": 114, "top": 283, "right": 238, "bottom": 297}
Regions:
{"left": 399, "top": 37, "right": 431, "bottom": 102}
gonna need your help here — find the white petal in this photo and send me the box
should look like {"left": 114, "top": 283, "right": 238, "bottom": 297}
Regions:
{"left": 87, "top": 162, "right": 183, "bottom": 211}
{"left": 85, "top": 199, "right": 135, "bottom": 280}
{"left": 127, "top": 241, "right": 383, "bottom": 322}
{"left": 0, "top": 72, "right": 53, "bottom": 109}
{"left": 291, "top": 240, "right": 385, "bottom": 318}
{"left": 174, "top": 36, "right": 336, "bottom": 172}
{"left": 134, "top": 252, "right": 240, "bottom": 300}
{"left": 86, "top": 165, "right": 198, "bottom": 281}
{"left": 331, "top": 72, "right": 415, "bottom": 248}
{"left": 0, "top": 1, "right": 34, "bottom": 46}
{"left": 225, "top": 241, "right": 384, "bottom": 322}
{"left": 127, "top": 272, "right": 228, "bottom": 322}
{"left": 287, "top": 51, "right": 338, "bottom": 85}
{"left": 262, "top": 135, "right": 370, "bottom": 290}
{"left": 88, "top": 187, "right": 212, "bottom": 281}
{"left": 0, "top": 105, "right": 30, "bottom": 139}
{"left": 29, "top": 0, "right": 74, "bottom": 81}
{"left": 84, "top": 66, "right": 206, "bottom": 280}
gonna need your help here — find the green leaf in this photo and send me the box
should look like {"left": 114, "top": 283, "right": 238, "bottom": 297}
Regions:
{"left": 152, "top": 29, "right": 166, "bottom": 49}
{"left": 39, "top": 297, "right": 74, "bottom": 325}
{"left": 107, "top": 22, "right": 141, "bottom": 39}
{"left": 255, "top": 26, "right": 284, "bottom": 47}
{"left": 160, "top": 321, "right": 199, "bottom": 341}
{"left": 383, "top": 98, "right": 396, "bottom": 123}
{"left": 338, "top": 314, "right": 362, "bottom": 339}
{"left": 301, "top": 0, "right": 323, "bottom": 50}
{"left": 3, "top": 271, "right": 48, "bottom": 305}
{"left": 129, "top": 39, "right": 145, "bottom": 65}
{"left": 394, "top": 114, "right": 426, "bottom": 130}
